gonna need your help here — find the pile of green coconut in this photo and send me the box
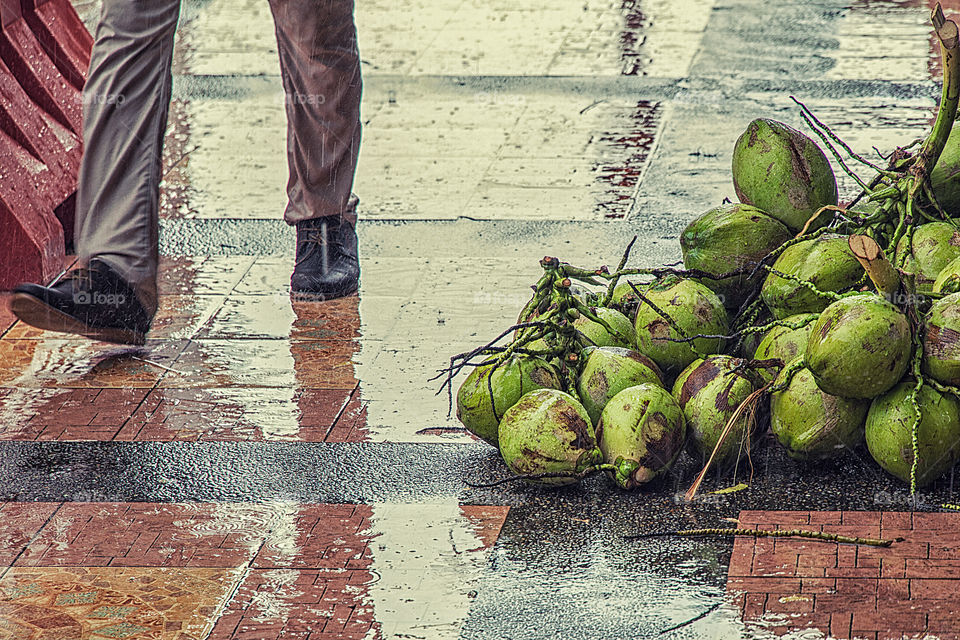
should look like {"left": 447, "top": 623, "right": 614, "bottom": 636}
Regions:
{"left": 440, "top": 7, "right": 960, "bottom": 496}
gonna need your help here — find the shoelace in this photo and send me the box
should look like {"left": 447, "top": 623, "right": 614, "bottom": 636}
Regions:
{"left": 63, "top": 266, "right": 95, "bottom": 293}
{"left": 295, "top": 224, "right": 351, "bottom": 271}
{"left": 295, "top": 229, "right": 324, "bottom": 265}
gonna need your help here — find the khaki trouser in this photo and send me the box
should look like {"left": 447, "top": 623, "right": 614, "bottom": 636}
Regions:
{"left": 75, "top": 0, "right": 363, "bottom": 314}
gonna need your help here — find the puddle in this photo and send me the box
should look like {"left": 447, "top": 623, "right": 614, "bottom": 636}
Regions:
{"left": 173, "top": 501, "right": 306, "bottom": 625}
{"left": 363, "top": 501, "right": 505, "bottom": 639}
{"left": 175, "top": 500, "right": 303, "bottom": 565}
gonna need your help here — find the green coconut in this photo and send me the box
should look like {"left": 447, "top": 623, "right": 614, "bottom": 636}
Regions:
{"left": 497, "top": 389, "right": 602, "bottom": 486}
{"left": 770, "top": 359, "right": 868, "bottom": 460}
{"left": 634, "top": 276, "right": 730, "bottom": 376}
{"left": 576, "top": 346, "right": 663, "bottom": 425}
{"left": 611, "top": 280, "right": 643, "bottom": 307}
{"left": 933, "top": 254, "right": 960, "bottom": 294}
{"left": 894, "top": 222, "right": 960, "bottom": 294}
{"left": 865, "top": 382, "right": 960, "bottom": 487}
{"left": 672, "top": 355, "right": 764, "bottom": 469}
{"left": 597, "top": 384, "right": 686, "bottom": 489}
{"left": 732, "top": 118, "right": 838, "bottom": 232}
{"left": 923, "top": 292, "right": 960, "bottom": 386}
{"left": 680, "top": 203, "right": 792, "bottom": 309}
{"left": 930, "top": 123, "right": 960, "bottom": 216}
{"left": 574, "top": 306, "right": 636, "bottom": 349}
{"left": 761, "top": 234, "right": 865, "bottom": 320}
{"left": 456, "top": 356, "right": 562, "bottom": 446}
{"left": 754, "top": 313, "right": 819, "bottom": 363}
{"left": 805, "top": 294, "right": 911, "bottom": 399}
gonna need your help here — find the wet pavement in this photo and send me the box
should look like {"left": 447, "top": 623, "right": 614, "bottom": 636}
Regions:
{"left": 4, "top": 0, "right": 960, "bottom": 638}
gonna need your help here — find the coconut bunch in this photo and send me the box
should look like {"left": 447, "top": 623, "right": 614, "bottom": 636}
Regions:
{"left": 439, "top": 5, "right": 960, "bottom": 495}
{"left": 440, "top": 254, "right": 693, "bottom": 490}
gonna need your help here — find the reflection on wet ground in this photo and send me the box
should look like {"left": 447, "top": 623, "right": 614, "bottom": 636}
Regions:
{"left": 5, "top": 0, "right": 960, "bottom": 638}
{"left": 0, "top": 502, "right": 508, "bottom": 639}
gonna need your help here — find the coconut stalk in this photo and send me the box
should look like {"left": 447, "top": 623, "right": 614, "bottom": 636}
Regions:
{"left": 786, "top": 5, "right": 960, "bottom": 254}
{"left": 908, "top": 4, "right": 960, "bottom": 202}
{"left": 848, "top": 234, "right": 900, "bottom": 299}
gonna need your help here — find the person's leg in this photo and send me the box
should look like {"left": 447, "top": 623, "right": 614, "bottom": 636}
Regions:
{"left": 268, "top": 0, "right": 363, "bottom": 298}
{"left": 9, "top": 0, "right": 180, "bottom": 344}
{"left": 76, "top": 0, "right": 182, "bottom": 315}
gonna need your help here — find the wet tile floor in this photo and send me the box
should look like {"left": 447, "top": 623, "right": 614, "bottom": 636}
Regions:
{"left": 0, "top": 502, "right": 508, "bottom": 639}
{"left": 0, "top": 254, "right": 512, "bottom": 443}
{"left": 7, "top": 0, "right": 960, "bottom": 638}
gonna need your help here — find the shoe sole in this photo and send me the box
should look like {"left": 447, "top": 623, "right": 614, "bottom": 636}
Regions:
{"left": 8, "top": 293, "right": 146, "bottom": 346}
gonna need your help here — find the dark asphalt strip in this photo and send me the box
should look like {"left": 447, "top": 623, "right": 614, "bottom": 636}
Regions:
{"left": 1, "top": 439, "right": 957, "bottom": 513}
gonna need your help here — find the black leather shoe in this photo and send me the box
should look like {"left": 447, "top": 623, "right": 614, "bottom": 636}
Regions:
{"left": 9, "top": 259, "right": 152, "bottom": 345}
{"left": 291, "top": 216, "right": 360, "bottom": 299}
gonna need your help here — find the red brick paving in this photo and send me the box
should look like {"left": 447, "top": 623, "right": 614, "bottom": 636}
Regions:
{"left": 727, "top": 510, "right": 960, "bottom": 640}
{"left": 207, "top": 568, "right": 378, "bottom": 640}
{"left": 114, "top": 387, "right": 357, "bottom": 442}
{"left": 0, "top": 503, "right": 510, "bottom": 639}
{"left": 0, "top": 386, "right": 365, "bottom": 442}
{"left": 0, "top": 503, "right": 382, "bottom": 570}
{"left": 0, "top": 388, "right": 149, "bottom": 441}
{"left": 209, "top": 504, "right": 510, "bottom": 640}
{"left": 324, "top": 395, "right": 369, "bottom": 443}
{"left": 460, "top": 505, "right": 512, "bottom": 550}
{"left": 252, "top": 504, "right": 374, "bottom": 570}
{"left": 0, "top": 503, "right": 59, "bottom": 565}
{"left": 212, "top": 504, "right": 377, "bottom": 640}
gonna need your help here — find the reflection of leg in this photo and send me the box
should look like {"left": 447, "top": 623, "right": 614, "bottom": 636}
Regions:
{"left": 75, "top": 0, "right": 182, "bottom": 316}
{"left": 270, "top": 0, "right": 363, "bottom": 300}
{"left": 9, "top": 0, "right": 180, "bottom": 344}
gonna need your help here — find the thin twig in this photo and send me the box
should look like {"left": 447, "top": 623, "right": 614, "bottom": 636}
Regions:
{"left": 791, "top": 96, "right": 893, "bottom": 177}
{"left": 684, "top": 383, "right": 769, "bottom": 501}
{"left": 658, "top": 602, "right": 722, "bottom": 636}
{"left": 161, "top": 144, "right": 200, "bottom": 179}
{"left": 602, "top": 235, "right": 638, "bottom": 307}
{"left": 131, "top": 356, "right": 185, "bottom": 375}
{"left": 625, "top": 527, "right": 901, "bottom": 547}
